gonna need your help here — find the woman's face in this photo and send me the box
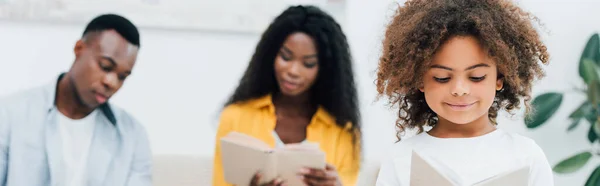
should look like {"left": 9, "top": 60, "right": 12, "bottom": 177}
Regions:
{"left": 274, "top": 32, "right": 319, "bottom": 96}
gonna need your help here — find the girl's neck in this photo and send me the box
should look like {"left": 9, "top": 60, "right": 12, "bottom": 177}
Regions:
{"left": 427, "top": 113, "right": 497, "bottom": 138}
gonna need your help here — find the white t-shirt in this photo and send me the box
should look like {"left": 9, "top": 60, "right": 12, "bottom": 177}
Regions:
{"left": 376, "top": 129, "right": 554, "bottom": 186}
{"left": 272, "top": 131, "right": 307, "bottom": 148}
{"left": 57, "top": 109, "right": 97, "bottom": 186}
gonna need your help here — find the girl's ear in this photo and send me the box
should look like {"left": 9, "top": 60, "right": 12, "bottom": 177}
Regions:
{"left": 496, "top": 78, "right": 504, "bottom": 91}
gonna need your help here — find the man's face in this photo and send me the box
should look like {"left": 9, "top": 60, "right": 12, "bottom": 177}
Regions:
{"left": 70, "top": 29, "right": 139, "bottom": 108}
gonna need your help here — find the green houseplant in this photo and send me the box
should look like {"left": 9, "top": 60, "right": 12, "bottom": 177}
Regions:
{"left": 526, "top": 33, "right": 600, "bottom": 185}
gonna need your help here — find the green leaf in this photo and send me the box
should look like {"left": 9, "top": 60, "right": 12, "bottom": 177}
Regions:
{"left": 568, "top": 119, "right": 582, "bottom": 131}
{"left": 595, "top": 120, "right": 600, "bottom": 137}
{"left": 569, "top": 102, "right": 595, "bottom": 132}
{"left": 553, "top": 151, "right": 593, "bottom": 173}
{"left": 585, "top": 165, "right": 600, "bottom": 186}
{"left": 588, "top": 124, "right": 598, "bottom": 143}
{"left": 585, "top": 108, "right": 598, "bottom": 125}
{"left": 570, "top": 101, "right": 593, "bottom": 119}
{"left": 580, "top": 33, "right": 600, "bottom": 84}
{"left": 589, "top": 80, "right": 600, "bottom": 105}
{"left": 582, "top": 59, "right": 600, "bottom": 85}
{"left": 583, "top": 59, "right": 600, "bottom": 85}
{"left": 525, "top": 93, "right": 563, "bottom": 128}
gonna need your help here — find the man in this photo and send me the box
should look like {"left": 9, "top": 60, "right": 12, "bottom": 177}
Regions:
{"left": 0, "top": 14, "right": 151, "bottom": 186}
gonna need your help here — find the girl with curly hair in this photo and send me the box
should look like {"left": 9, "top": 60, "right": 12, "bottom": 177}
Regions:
{"left": 375, "top": 0, "right": 553, "bottom": 185}
{"left": 212, "top": 5, "right": 361, "bottom": 186}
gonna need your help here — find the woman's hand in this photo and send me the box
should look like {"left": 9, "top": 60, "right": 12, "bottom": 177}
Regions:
{"left": 298, "top": 164, "right": 342, "bottom": 186}
{"left": 250, "top": 171, "right": 286, "bottom": 186}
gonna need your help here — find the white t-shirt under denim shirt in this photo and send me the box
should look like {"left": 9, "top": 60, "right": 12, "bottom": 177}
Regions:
{"left": 57, "top": 109, "right": 98, "bottom": 186}
{"left": 375, "top": 128, "right": 554, "bottom": 186}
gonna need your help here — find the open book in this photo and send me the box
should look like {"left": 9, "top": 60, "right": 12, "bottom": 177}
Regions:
{"left": 220, "top": 131, "right": 326, "bottom": 186}
{"left": 410, "top": 151, "right": 530, "bottom": 186}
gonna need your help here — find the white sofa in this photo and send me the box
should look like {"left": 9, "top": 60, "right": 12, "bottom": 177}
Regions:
{"left": 152, "top": 155, "right": 214, "bottom": 186}
{"left": 152, "top": 155, "right": 380, "bottom": 186}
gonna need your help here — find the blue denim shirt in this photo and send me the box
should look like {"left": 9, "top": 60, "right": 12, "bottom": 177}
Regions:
{"left": 0, "top": 73, "right": 152, "bottom": 186}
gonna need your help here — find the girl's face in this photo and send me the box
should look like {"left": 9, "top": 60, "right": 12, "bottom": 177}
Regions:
{"left": 420, "top": 36, "right": 503, "bottom": 125}
{"left": 274, "top": 32, "right": 319, "bottom": 96}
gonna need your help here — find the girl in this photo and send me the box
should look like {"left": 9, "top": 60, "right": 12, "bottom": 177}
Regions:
{"left": 212, "top": 5, "right": 361, "bottom": 186}
{"left": 375, "top": 0, "right": 553, "bottom": 185}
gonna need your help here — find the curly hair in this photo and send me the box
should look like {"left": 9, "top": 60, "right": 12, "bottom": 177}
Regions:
{"left": 225, "top": 5, "right": 361, "bottom": 153}
{"left": 376, "top": 0, "right": 550, "bottom": 141}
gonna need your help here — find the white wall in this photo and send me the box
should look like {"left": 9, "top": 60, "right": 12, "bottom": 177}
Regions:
{"left": 0, "top": 1, "right": 599, "bottom": 185}
{"left": 0, "top": 20, "right": 260, "bottom": 156}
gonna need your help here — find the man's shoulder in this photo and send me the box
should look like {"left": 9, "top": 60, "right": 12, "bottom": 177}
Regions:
{"left": 108, "top": 104, "right": 147, "bottom": 133}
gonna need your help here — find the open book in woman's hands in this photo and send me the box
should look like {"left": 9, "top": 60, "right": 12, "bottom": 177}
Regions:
{"left": 220, "top": 132, "right": 326, "bottom": 186}
{"left": 410, "top": 151, "right": 529, "bottom": 186}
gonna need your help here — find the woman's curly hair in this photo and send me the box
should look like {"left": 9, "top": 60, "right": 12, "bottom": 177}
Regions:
{"left": 226, "top": 5, "right": 361, "bottom": 154}
{"left": 376, "top": 0, "right": 550, "bottom": 141}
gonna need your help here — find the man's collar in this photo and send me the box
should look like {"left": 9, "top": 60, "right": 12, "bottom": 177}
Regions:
{"left": 45, "top": 73, "right": 117, "bottom": 125}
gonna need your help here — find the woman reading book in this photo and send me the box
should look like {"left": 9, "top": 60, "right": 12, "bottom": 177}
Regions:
{"left": 374, "top": 0, "right": 554, "bottom": 185}
{"left": 212, "top": 5, "right": 361, "bottom": 186}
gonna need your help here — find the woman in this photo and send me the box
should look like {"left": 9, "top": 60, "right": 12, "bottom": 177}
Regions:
{"left": 212, "top": 5, "right": 361, "bottom": 186}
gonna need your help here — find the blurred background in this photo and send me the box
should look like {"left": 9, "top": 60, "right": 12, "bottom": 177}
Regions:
{"left": 0, "top": 0, "right": 599, "bottom": 185}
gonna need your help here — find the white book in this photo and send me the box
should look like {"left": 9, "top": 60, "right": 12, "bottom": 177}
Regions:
{"left": 220, "top": 132, "right": 326, "bottom": 186}
{"left": 410, "top": 151, "right": 529, "bottom": 186}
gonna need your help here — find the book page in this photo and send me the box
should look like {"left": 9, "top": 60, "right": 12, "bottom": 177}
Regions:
{"left": 410, "top": 151, "right": 454, "bottom": 186}
{"left": 472, "top": 166, "right": 529, "bottom": 186}
{"left": 220, "top": 132, "right": 277, "bottom": 185}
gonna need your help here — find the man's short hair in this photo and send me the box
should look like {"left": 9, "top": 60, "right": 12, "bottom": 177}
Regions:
{"left": 82, "top": 14, "right": 140, "bottom": 47}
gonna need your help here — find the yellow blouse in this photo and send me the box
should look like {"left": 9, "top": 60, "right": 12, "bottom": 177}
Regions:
{"left": 212, "top": 94, "right": 360, "bottom": 186}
